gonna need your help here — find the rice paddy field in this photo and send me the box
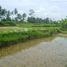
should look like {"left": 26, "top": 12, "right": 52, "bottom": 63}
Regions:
{"left": 0, "top": 23, "right": 66, "bottom": 48}
{"left": 0, "top": 24, "right": 67, "bottom": 67}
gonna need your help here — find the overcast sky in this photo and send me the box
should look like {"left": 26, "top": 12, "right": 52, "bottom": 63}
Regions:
{"left": 0, "top": 0, "right": 67, "bottom": 20}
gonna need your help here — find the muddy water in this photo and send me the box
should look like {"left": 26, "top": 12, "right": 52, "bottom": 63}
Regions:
{"left": 0, "top": 37, "right": 67, "bottom": 67}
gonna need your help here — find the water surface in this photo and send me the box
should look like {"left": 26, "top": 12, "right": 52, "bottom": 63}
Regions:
{"left": 0, "top": 37, "right": 67, "bottom": 67}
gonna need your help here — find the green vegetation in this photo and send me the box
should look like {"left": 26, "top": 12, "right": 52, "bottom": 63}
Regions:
{"left": 0, "top": 26, "right": 59, "bottom": 47}
{"left": 0, "top": 5, "right": 67, "bottom": 48}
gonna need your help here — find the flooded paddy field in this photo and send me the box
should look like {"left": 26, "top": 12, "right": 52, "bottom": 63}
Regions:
{"left": 0, "top": 36, "right": 67, "bottom": 67}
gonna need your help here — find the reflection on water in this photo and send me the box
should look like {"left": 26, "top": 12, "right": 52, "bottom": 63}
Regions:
{"left": 0, "top": 37, "right": 67, "bottom": 67}
{"left": 0, "top": 37, "right": 54, "bottom": 58}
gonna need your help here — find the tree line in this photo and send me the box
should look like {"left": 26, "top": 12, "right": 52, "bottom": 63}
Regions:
{"left": 0, "top": 5, "right": 67, "bottom": 28}
{"left": 0, "top": 6, "right": 58, "bottom": 24}
{"left": 0, "top": 6, "right": 27, "bottom": 22}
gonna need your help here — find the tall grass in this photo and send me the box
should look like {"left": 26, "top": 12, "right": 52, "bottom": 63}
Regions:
{"left": 0, "top": 27, "right": 59, "bottom": 48}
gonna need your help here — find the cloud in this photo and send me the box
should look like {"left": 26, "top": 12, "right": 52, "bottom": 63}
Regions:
{"left": 50, "top": 0, "right": 67, "bottom": 2}
{"left": 0, "top": 0, "right": 67, "bottom": 20}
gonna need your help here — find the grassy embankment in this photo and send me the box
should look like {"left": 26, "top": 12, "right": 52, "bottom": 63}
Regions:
{"left": 0, "top": 23, "right": 66, "bottom": 48}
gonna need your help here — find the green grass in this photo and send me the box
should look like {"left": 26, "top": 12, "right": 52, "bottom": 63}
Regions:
{"left": 0, "top": 23, "right": 66, "bottom": 48}
{"left": 0, "top": 26, "right": 60, "bottom": 48}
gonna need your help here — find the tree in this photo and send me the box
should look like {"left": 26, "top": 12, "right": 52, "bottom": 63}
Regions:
{"left": 1, "top": 9, "right": 7, "bottom": 20}
{"left": 22, "top": 13, "right": 26, "bottom": 21}
{"left": 17, "top": 13, "right": 22, "bottom": 21}
{"left": 45, "top": 18, "right": 50, "bottom": 23}
{"left": 29, "top": 9, "right": 35, "bottom": 17}
{"left": 27, "top": 17, "right": 36, "bottom": 23}
{"left": 1, "top": 9, "right": 7, "bottom": 16}
{"left": 60, "top": 18, "right": 67, "bottom": 29}
{"left": 0, "top": 6, "right": 2, "bottom": 16}
{"left": 0, "top": 6, "right": 2, "bottom": 20}
{"left": 0, "top": 6, "right": 7, "bottom": 21}
{"left": 6, "top": 11, "right": 11, "bottom": 21}
{"left": 14, "top": 8, "right": 18, "bottom": 15}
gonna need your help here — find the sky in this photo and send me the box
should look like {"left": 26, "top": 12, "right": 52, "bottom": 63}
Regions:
{"left": 0, "top": 0, "right": 67, "bottom": 20}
